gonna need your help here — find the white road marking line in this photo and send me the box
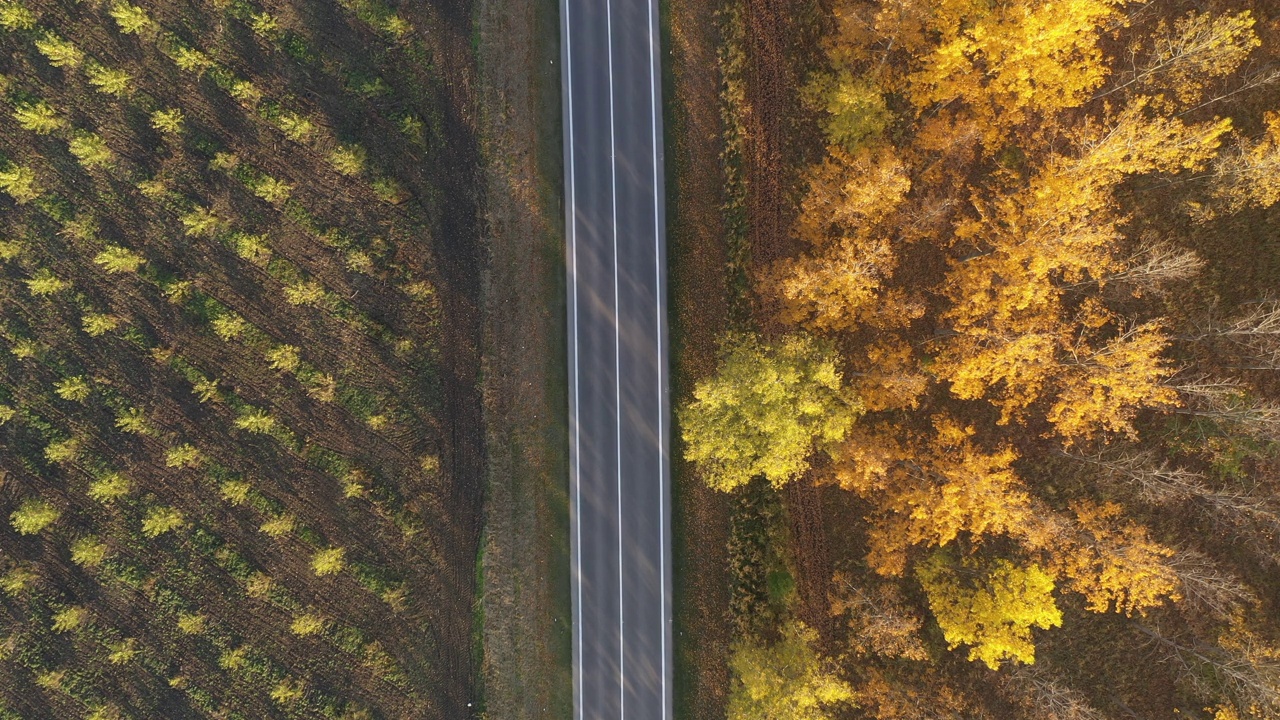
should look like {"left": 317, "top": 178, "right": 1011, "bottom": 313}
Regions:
{"left": 562, "top": 0, "right": 583, "bottom": 717}
{"left": 604, "top": 0, "right": 625, "bottom": 716}
{"left": 644, "top": 0, "right": 667, "bottom": 713}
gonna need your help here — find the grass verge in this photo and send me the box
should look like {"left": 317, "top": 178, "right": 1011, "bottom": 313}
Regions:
{"left": 474, "top": 0, "right": 572, "bottom": 715}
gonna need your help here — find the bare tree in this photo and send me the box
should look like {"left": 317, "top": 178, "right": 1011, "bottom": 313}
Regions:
{"left": 1176, "top": 376, "right": 1280, "bottom": 441}
{"left": 1167, "top": 551, "right": 1257, "bottom": 622}
{"left": 1067, "top": 449, "right": 1205, "bottom": 504}
{"left": 1100, "top": 240, "right": 1204, "bottom": 292}
{"left": 1002, "top": 667, "right": 1110, "bottom": 720}
{"left": 1140, "top": 623, "right": 1280, "bottom": 716}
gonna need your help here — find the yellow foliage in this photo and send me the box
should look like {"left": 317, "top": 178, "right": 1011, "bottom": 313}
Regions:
{"left": 681, "top": 333, "right": 862, "bottom": 491}
{"left": 727, "top": 621, "right": 856, "bottom": 720}
{"left": 1053, "top": 501, "right": 1180, "bottom": 615}
{"left": 916, "top": 552, "right": 1062, "bottom": 670}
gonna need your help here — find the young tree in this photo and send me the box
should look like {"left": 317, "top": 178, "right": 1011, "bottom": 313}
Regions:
{"left": 10, "top": 498, "right": 60, "bottom": 535}
{"left": 727, "top": 621, "right": 855, "bottom": 720}
{"left": 680, "top": 333, "right": 862, "bottom": 491}
{"left": 916, "top": 551, "right": 1062, "bottom": 670}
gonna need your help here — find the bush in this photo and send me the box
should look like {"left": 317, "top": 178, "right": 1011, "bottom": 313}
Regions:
{"left": 312, "top": 547, "right": 346, "bottom": 577}
{"left": 141, "top": 506, "right": 185, "bottom": 537}
{"left": 11, "top": 498, "right": 59, "bottom": 535}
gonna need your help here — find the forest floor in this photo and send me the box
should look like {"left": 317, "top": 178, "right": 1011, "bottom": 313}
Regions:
{"left": 474, "top": 0, "right": 573, "bottom": 716}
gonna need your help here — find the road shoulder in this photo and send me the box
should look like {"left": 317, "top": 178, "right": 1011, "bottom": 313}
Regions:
{"left": 475, "top": 0, "right": 572, "bottom": 715}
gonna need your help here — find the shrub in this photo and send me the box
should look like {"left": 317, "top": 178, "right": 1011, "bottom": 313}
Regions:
{"left": 13, "top": 101, "right": 64, "bottom": 134}
{"left": 11, "top": 499, "right": 59, "bottom": 534}
{"left": 87, "top": 473, "right": 130, "bottom": 503}
{"left": 311, "top": 547, "right": 346, "bottom": 577}
{"left": 141, "top": 506, "right": 185, "bottom": 537}
{"left": 54, "top": 376, "right": 92, "bottom": 401}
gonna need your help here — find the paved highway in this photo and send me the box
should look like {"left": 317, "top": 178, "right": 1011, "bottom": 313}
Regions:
{"left": 560, "top": 0, "right": 672, "bottom": 715}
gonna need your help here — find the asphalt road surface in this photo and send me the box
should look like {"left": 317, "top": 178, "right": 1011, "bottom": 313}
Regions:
{"left": 560, "top": 0, "right": 673, "bottom": 715}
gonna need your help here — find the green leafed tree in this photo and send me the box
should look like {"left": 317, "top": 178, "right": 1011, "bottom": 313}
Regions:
{"left": 13, "top": 101, "right": 64, "bottom": 135}
{"left": 68, "top": 131, "right": 113, "bottom": 168}
{"left": 11, "top": 498, "right": 59, "bottom": 535}
{"left": 141, "top": 506, "right": 185, "bottom": 537}
{"left": 93, "top": 245, "right": 144, "bottom": 274}
{"left": 727, "top": 621, "right": 856, "bottom": 720}
{"left": 34, "top": 33, "right": 82, "bottom": 68}
{"left": 680, "top": 333, "right": 862, "bottom": 491}
{"left": 0, "top": 164, "right": 40, "bottom": 204}
{"left": 109, "top": 1, "right": 151, "bottom": 34}
{"left": 916, "top": 551, "right": 1063, "bottom": 670}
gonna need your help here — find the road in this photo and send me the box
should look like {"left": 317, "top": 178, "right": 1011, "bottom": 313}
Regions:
{"left": 560, "top": 0, "right": 673, "bottom": 715}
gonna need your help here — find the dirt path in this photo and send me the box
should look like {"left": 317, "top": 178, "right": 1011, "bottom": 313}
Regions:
{"left": 474, "top": 0, "right": 573, "bottom": 716}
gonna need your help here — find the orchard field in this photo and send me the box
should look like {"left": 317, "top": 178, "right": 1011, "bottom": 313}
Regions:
{"left": 0, "top": 0, "right": 485, "bottom": 717}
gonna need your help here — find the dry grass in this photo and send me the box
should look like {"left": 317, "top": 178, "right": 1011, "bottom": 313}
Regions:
{"left": 475, "top": 0, "right": 572, "bottom": 716}
{"left": 666, "top": 0, "right": 737, "bottom": 716}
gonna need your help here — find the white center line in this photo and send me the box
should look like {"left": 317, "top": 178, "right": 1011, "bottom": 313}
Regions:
{"left": 604, "top": 0, "right": 625, "bottom": 717}
{"left": 561, "top": 0, "right": 583, "bottom": 717}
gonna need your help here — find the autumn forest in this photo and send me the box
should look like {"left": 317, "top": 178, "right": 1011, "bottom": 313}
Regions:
{"left": 676, "top": 0, "right": 1280, "bottom": 718}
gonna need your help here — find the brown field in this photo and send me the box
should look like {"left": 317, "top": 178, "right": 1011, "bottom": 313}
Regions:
{"left": 0, "top": 0, "right": 488, "bottom": 716}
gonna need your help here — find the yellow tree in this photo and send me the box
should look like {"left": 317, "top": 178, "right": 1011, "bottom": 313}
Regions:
{"left": 1049, "top": 501, "right": 1180, "bottom": 615}
{"left": 916, "top": 551, "right": 1063, "bottom": 670}
{"left": 680, "top": 333, "right": 862, "bottom": 492}
{"left": 727, "top": 621, "right": 856, "bottom": 720}
{"left": 835, "top": 416, "right": 1034, "bottom": 576}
